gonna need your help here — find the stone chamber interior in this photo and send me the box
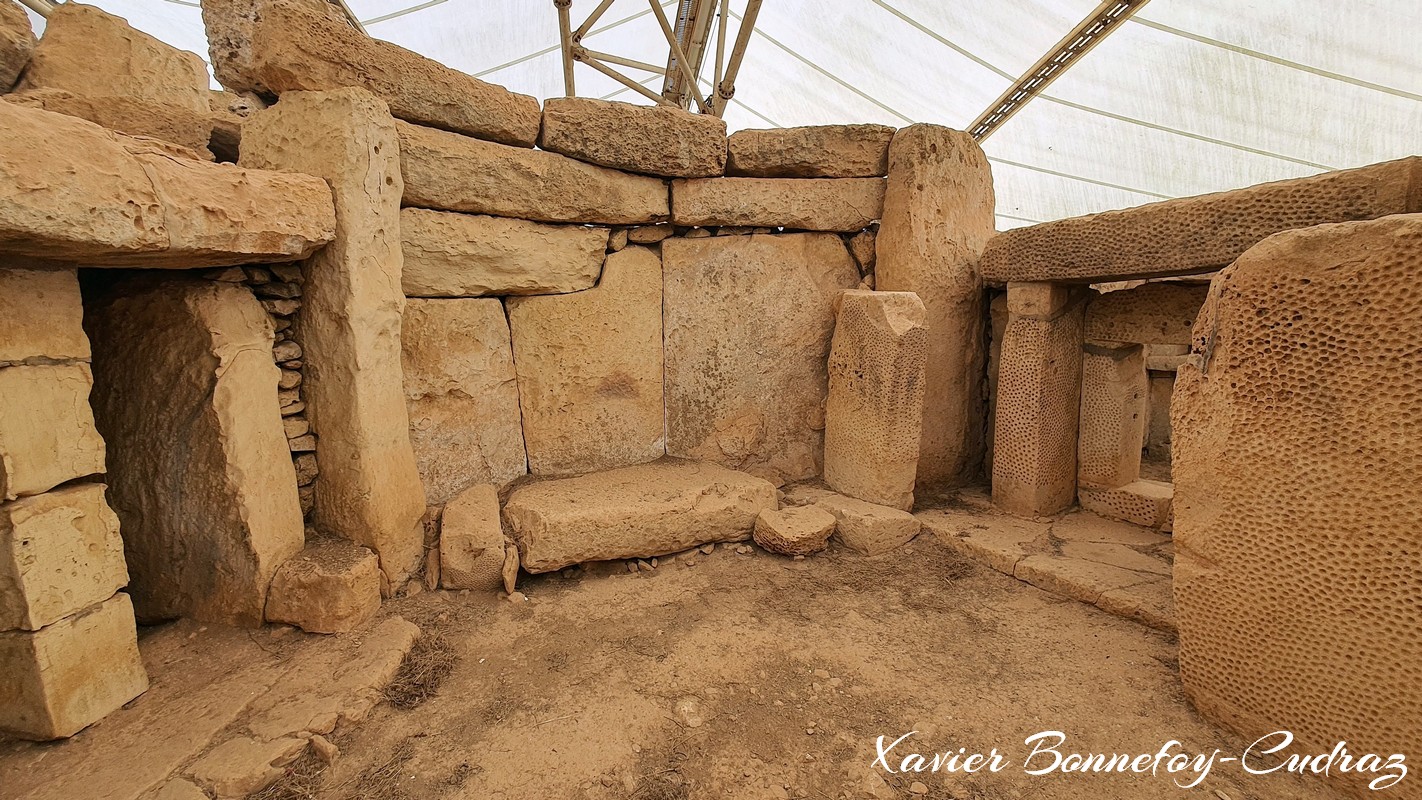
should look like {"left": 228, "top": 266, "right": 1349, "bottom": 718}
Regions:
{"left": 0, "top": 2, "right": 1417, "bottom": 799}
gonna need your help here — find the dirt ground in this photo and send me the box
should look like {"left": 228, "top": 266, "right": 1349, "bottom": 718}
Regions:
{"left": 261, "top": 530, "right": 1346, "bottom": 800}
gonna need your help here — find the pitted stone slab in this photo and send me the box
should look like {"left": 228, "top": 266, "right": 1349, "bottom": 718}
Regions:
{"left": 727, "top": 124, "right": 893, "bottom": 178}
{"left": 539, "top": 97, "right": 726, "bottom": 178}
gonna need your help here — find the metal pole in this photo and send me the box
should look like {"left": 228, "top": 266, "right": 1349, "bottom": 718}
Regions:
{"left": 16, "top": 0, "right": 54, "bottom": 16}
{"left": 330, "top": 0, "right": 367, "bottom": 34}
{"left": 648, "top": 0, "right": 709, "bottom": 112}
{"left": 555, "top": 0, "right": 576, "bottom": 96}
{"left": 578, "top": 47, "right": 668, "bottom": 75}
{"left": 572, "top": 0, "right": 617, "bottom": 40}
{"left": 710, "top": 0, "right": 728, "bottom": 115}
{"left": 578, "top": 54, "right": 681, "bottom": 107}
{"left": 714, "top": 0, "right": 761, "bottom": 115}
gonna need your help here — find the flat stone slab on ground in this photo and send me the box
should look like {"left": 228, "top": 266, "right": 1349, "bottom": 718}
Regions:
{"left": 815, "top": 494, "right": 920, "bottom": 556}
{"left": 753, "top": 505, "right": 837, "bottom": 557}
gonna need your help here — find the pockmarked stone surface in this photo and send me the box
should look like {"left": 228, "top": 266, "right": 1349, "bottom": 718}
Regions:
{"left": 1079, "top": 480, "right": 1173, "bottom": 530}
{"left": 0, "top": 268, "right": 89, "bottom": 366}
{"left": 1077, "top": 343, "right": 1146, "bottom": 490}
{"left": 241, "top": 88, "right": 427, "bottom": 584}
{"left": 402, "top": 298, "right": 526, "bottom": 504}
{"left": 508, "top": 246, "right": 665, "bottom": 476}
{"left": 400, "top": 208, "right": 607, "bottom": 297}
{"left": 726, "top": 124, "right": 894, "bottom": 178}
{"left": 85, "top": 277, "right": 304, "bottom": 627}
{"left": 671, "top": 177, "right": 884, "bottom": 232}
{"left": 0, "top": 484, "right": 127, "bottom": 632}
{"left": 398, "top": 120, "right": 669, "bottom": 225}
{"left": 823, "top": 291, "right": 928, "bottom": 511}
{"left": 0, "top": 364, "right": 105, "bottom": 501}
{"left": 539, "top": 97, "right": 727, "bottom": 178}
{"left": 875, "top": 124, "right": 995, "bottom": 487}
{"left": 0, "top": 593, "right": 147, "bottom": 740}
{"left": 1084, "top": 282, "right": 1209, "bottom": 346}
{"left": 980, "top": 157, "right": 1422, "bottom": 283}
{"left": 438, "top": 484, "right": 506, "bottom": 591}
{"left": 264, "top": 542, "right": 381, "bottom": 634}
{"left": 0, "top": 0, "right": 34, "bottom": 91}
{"left": 203, "top": 0, "right": 540, "bottom": 146}
{"left": 815, "top": 493, "right": 920, "bottom": 556}
{"left": 504, "top": 461, "right": 777, "bottom": 573}
{"left": 752, "top": 505, "right": 837, "bottom": 557}
{"left": 1172, "top": 215, "right": 1422, "bottom": 793}
{"left": 663, "top": 234, "right": 860, "bottom": 485}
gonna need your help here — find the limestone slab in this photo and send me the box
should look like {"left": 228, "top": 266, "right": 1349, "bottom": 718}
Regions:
{"left": 4, "top": 89, "right": 217, "bottom": 158}
{"left": 726, "top": 124, "right": 894, "bottom": 178}
{"left": 398, "top": 120, "right": 669, "bottom": 225}
{"left": 752, "top": 505, "right": 836, "bottom": 557}
{"left": 203, "top": 0, "right": 540, "bottom": 146}
{"left": 508, "top": 246, "right": 665, "bottom": 477}
{"left": 663, "top": 234, "right": 859, "bottom": 484}
{"left": 876, "top": 124, "right": 995, "bottom": 486}
{"left": 0, "top": 0, "right": 34, "bottom": 91}
{"left": 264, "top": 542, "right": 381, "bottom": 634}
{"left": 1078, "top": 480, "right": 1174, "bottom": 529}
{"left": 503, "top": 461, "right": 777, "bottom": 573}
{"left": 1077, "top": 343, "right": 1146, "bottom": 489}
{"left": 815, "top": 494, "right": 921, "bottom": 556}
{"left": 1085, "top": 282, "right": 1209, "bottom": 346}
{"left": 0, "top": 268, "right": 89, "bottom": 366}
{"left": 823, "top": 290, "right": 929, "bottom": 511}
{"left": 671, "top": 177, "right": 883, "bottom": 232}
{"left": 401, "top": 208, "right": 607, "bottom": 297}
{"left": 402, "top": 298, "right": 526, "bottom": 504}
{"left": 438, "top": 484, "right": 506, "bottom": 591}
{"left": 539, "top": 97, "right": 727, "bottom": 178}
{"left": 0, "top": 484, "right": 127, "bottom": 632}
{"left": 85, "top": 277, "right": 304, "bottom": 627}
{"left": 0, "top": 364, "right": 106, "bottom": 501}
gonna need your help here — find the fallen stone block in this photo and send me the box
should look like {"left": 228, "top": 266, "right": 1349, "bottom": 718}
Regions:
{"left": 1078, "top": 480, "right": 1173, "bottom": 529}
{"left": 816, "top": 494, "right": 920, "bottom": 556}
{"left": 823, "top": 290, "right": 929, "bottom": 511}
{"left": 264, "top": 542, "right": 381, "bottom": 634}
{"left": 398, "top": 121, "right": 669, "bottom": 225}
{"left": 402, "top": 298, "right": 527, "bottom": 504}
{"left": 0, "top": 268, "right": 89, "bottom": 367}
{"left": 401, "top": 208, "right": 607, "bottom": 297}
{"left": 0, "top": 592, "right": 148, "bottom": 740}
{"left": 671, "top": 177, "right": 884, "bottom": 232}
{"left": 0, "top": 364, "right": 106, "bottom": 501}
{"left": 1077, "top": 342, "right": 1146, "bottom": 489}
{"left": 0, "top": 484, "right": 128, "bottom": 632}
{"left": 539, "top": 97, "right": 726, "bottom": 178}
{"left": 727, "top": 124, "right": 894, "bottom": 178}
{"left": 752, "top": 505, "right": 837, "bottom": 556}
{"left": 203, "top": 0, "right": 540, "bottom": 145}
{"left": 1085, "top": 283, "right": 1209, "bottom": 346}
{"left": 503, "top": 461, "right": 777, "bottom": 573}
{"left": 508, "top": 246, "right": 665, "bottom": 477}
{"left": 439, "top": 484, "right": 506, "bottom": 591}
{"left": 664, "top": 233, "right": 859, "bottom": 484}
{"left": 0, "top": 0, "right": 36, "bottom": 91}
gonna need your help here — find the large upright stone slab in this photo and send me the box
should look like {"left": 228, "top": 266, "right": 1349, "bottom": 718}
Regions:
{"left": 86, "top": 277, "right": 303, "bottom": 626}
{"left": 0, "top": 0, "right": 36, "bottom": 91}
{"left": 539, "top": 97, "right": 727, "bottom": 178}
{"left": 241, "top": 88, "right": 426, "bottom": 583}
{"left": 1173, "top": 215, "right": 1422, "bottom": 796}
{"left": 875, "top": 124, "right": 995, "bottom": 487}
{"left": 0, "top": 268, "right": 88, "bottom": 367}
{"left": 727, "top": 124, "right": 894, "bottom": 178}
{"left": 203, "top": 0, "right": 540, "bottom": 146}
{"left": 398, "top": 121, "right": 669, "bottom": 225}
{"left": 507, "top": 247, "right": 664, "bottom": 477}
{"left": 664, "top": 234, "right": 860, "bottom": 485}
{"left": 991, "top": 283, "right": 1086, "bottom": 517}
{"left": 1077, "top": 343, "right": 1146, "bottom": 490}
{"left": 823, "top": 291, "right": 928, "bottom": 511}
{"left": 503, "top": 461, "right": 777, "bottom": 573}
{"left": 671, "top": 177, "right": 883, "bottom": 232}
{"left": 0, "top": 364, "right": 105, "bottom": 501}
{"left": 400, "top": 208, "right": 607, "bottom": 297}
{"left": 401, "top": 298, "right": 526, "bottom": 504}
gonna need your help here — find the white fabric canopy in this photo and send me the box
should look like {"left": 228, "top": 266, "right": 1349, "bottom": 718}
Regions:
{"left": 26, "top": 0, "right": 1422, "bottom": 231}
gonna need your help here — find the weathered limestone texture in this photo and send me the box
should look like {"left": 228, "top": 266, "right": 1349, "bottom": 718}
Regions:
{"left": 504, "top": 461, "right": 777, "bottom": 573}
{"left": 264, "top": 542, "right": 381, "bottom": 633}
{"left": 727, "top": 124, "right": 894, "bottom": 178}
{"left": 664, "top": 234, "right": 860, "bottom": 484}
{"left": 539, "top": 97, "right": 727, "bottom": 178}
{"left": 202, "top": 0, "right": 540, "bottom": 145}
{"left": 0, "top": 102, "right": 335, "bottom": 267}
{"left": 242, "top": 88, "right": 427, "bottom": 584}
{"left": 402, "top": 298, "right": 526, "bottom": 504}
{"left": 1173, "top": 215, "right": 1422, "bottom": 796}
{"left": 0, "top": 593, "right": 147, "bottom": 740}
{"left": 438, "top": 484, "right": 506, "bottom": 591}
{"left": 0, "top": 484, "right": 127, "bottom": 632}
{"left": 0, "top": 364, "right": 105, "bottom": 501}
{"left": 86, "top": 277, "right": 304, "bottom": 627}
{"left": 991, "top": 283, "right": 1086, "bottom": 517}
{"left": 400, "top": 208, "right": 606, "bottom": 297}
{"left": 823, "top": 291, "right": 928, "bottom": 511}
{"left": 1084, "top": 282, "right": 1209, "bottom": 345}
{"left": 1077, "top": 343, "right": 1146, "bottom": 489}
{"left": 815, "top": 493, "right": 920, "bottom": 556}
{"left": 671, "top": 177, "right": 884, "bottom": 232}
{"left": 0, "top": 268, "right": 88, "bottom": 367}
{"left": 3, "top": 90, "right": 217, "bottom": 159}
{"left": 752, "top": 505, "right": 837, "bottom": 557}
{"left": 398, "top": 120, "right": 669, "bottom": 225}
{"left": 980, "top": 157, "right": 1422, "bottom": 283}
{"left": 0, "top": 0, "right": 34, "bottom": 91}
{"left": 1079, "top": 480, "right": 1172, "bottom": 529}
{"left": 876, "top": 124, "right": 995, "bottom": 487}
{"left": 508, "top": 246, "right": 664, "bottom": 476}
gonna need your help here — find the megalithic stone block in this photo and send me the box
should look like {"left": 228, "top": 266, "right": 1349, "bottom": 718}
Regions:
{"left": 240, "top": 88, "right": 426, "bottom": 584}
{"left": 823, "top": 290, "right": 929, "bottom": 511}
{"left": 1077, "top": 342, "right": 1147, "bottom": 490}
{"left": 0, "top": 364, "right": 106, "bottom": 501}
{"left": 538, "top": 97, "right": 727, "bottom": 178}
{"left": 0, "top": 0, "right": 35, "bottom": 91}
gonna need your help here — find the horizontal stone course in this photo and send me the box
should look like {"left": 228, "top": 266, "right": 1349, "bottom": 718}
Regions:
{"left": 539, "top": 97, "right": 726, "bottom": 178}
{"left": 671, "top": 177, "right": 884, "bottom": 232}
{"left": 727, "top": 124, "right": 894, "bottom": 178}
{"left": 400, "top": 208, "right": 606, "bottom": 297}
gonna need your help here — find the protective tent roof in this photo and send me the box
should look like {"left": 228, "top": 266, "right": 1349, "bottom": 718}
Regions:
{"left": 29, "top": 0, "right": 1422, "bottom": 232}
